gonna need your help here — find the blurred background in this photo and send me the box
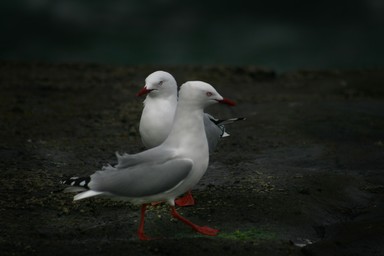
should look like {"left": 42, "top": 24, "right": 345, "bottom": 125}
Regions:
{"left": 1, "top": 0, "right": 383, "bottom": 71}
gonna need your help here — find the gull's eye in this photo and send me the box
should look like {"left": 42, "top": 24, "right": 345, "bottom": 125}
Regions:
{"left": 158, "top": 81, "right": 163, "bottom": 86}
{"left": 206, "top": 92, "right": 213, "bottom": 97}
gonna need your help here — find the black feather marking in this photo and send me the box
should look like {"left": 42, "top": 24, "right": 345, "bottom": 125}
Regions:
{"left": 60, "top": 176, "right": 91, "bottom": 189}
{"left": 209, "top": 117, "right": 246, "bottom": 125}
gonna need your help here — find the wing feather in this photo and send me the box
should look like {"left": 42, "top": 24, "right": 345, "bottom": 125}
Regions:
{"left": 89, "top": 158, "right": 193, "bottom": 197}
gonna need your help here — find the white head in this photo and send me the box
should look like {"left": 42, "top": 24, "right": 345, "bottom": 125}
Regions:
{"left": 178, "top": 81, "right": 236, "bottom": 108}
{"left": 137, "top": 71, "right": 177, "bottom": 98}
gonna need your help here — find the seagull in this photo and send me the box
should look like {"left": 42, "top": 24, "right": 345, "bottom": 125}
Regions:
{"left": 137, "top": 71, "right": 244, "bottom": 206}
{"left": 61, "top": 81, "right": 236, "bottom": 240}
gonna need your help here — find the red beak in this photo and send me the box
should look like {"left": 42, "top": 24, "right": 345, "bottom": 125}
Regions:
{"left": 136, "top": 87, "right": 153, "bottom": 97}
{"left": 217, "top": 98, "right": 236, "bottom": 106}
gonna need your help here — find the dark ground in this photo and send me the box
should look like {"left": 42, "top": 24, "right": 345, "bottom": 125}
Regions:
{"left": 0, "top": 62, "right": 383, "bottom": 255}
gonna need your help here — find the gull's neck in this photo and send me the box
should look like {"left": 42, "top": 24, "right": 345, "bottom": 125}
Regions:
{"left": 144, "top": 92, "right": 177, "bottom": 106}
{"left": 164, "top": 100, "right": 207, "bottom": 150}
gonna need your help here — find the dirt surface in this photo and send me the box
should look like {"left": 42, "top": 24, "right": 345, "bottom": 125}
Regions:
{"left": 0, "top": 62, "right": 383, "bottom": 256}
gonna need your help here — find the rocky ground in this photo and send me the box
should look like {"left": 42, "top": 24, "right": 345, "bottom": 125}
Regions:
{"left": 0, "top": 62, "right": 383, "bottom": 255}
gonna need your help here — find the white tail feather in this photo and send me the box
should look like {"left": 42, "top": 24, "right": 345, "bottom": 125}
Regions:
{"left": 74, "top": 190, "right": 104, "bottom": 201}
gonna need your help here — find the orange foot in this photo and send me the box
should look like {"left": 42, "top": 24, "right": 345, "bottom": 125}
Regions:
{"left": 175, "top": 191, "right": 195, "bottom": 207}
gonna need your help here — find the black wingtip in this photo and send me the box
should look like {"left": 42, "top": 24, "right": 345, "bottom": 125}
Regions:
{"left": 212, "top": 117, "right": 246, "bottom": 125}
{"left": 60, "top": 176, "right": 91, "bottom": 189}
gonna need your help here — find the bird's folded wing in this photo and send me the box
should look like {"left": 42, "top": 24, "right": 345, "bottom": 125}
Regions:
{"left": 89, "top": 158, "right": 193, "bottom": 197}
{"left": 204, "top": 113, "right": 246, "bottom": 151}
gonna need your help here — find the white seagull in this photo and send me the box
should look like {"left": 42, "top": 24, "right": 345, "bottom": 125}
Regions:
{"left": 61, "top": 81, "right": 236, "bottom": 240}
{"left": 137, "top": 71, "right": 244, "bottom": 206}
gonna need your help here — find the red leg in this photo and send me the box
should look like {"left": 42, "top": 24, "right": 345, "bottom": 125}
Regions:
{"left": 137, "top": 204, "right": 151, "bottom": 240}
{"left": 170, "top": 206, "right": 219, "bottom": 236}
{"left": 175, "top": 190, "right": 195, "bottom": 207}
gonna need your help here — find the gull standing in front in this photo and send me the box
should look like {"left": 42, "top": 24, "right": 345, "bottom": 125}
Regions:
{"left": 61, "top": 81, "right": 236, "bottom": 240}
{"left": 137, "top": 71, "right": 244, "bottom": 206}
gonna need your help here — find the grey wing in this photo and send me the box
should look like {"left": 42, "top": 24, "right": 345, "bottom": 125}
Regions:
{"left": 89, "top": 158, "right": 193, "bottom": 197}
{"left": 204, "top": 113, "right": 224, "bottom": 152}
{"left": 116, "top": 146, "right": 176, "bottom": 169}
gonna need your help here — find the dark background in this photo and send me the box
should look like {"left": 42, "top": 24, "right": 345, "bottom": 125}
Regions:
{"left": 1, "top": 0, "right": 384, "bottom": 71}
{"left": 1, "top": 2, "right": 384, "bottom": 255}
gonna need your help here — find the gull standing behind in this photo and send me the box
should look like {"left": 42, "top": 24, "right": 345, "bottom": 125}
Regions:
{"left": 137, "top": 71, "right": 244, "bottom": 206}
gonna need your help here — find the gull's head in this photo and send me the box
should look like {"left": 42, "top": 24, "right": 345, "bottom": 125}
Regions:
{"left": 179, "top": 81, "right": 236, "bottom": 108}
{"left": 136, "top": 71, "right": 177, "bottom": 98}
